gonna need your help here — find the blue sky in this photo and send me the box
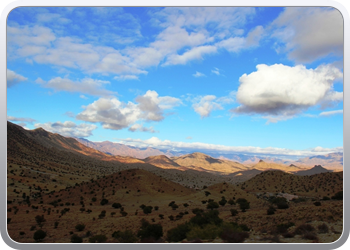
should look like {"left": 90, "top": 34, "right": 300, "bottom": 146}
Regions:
{"left": 7, "top": 7, "right": 343, "bottom": 159}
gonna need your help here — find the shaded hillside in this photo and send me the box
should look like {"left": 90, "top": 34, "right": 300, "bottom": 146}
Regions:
{"left": 144, "top": 155, "right": 188, "bottom": 170}
{"left": 7, "top": 121, "right": 229, "bottom": 191}
{"left": 226, "top": 169, "right": 262, "bottom": 183}
{"left": 294, "top": 165, "right": 333, "bottom": 176}
{"left": 240, "top": 170, "right": 343, "bottom": 198}
{"left": 171, "top": 152, "right": 248, "bottom": 174}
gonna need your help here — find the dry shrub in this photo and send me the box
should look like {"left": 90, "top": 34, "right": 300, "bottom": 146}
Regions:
{"left": 294, "top": 224, "right": 315, "bottom": 235}
{"left": 220, "top": 230, "right": 249, "bottom": 243}
{"left": 303, "top": 232, "right": 319, "bottom": 242}
{"left": 317, "top": 223, "right": 329, "bottom": 234}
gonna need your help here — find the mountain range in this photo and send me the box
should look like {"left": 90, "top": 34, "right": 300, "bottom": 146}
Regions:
{"left": 76, "top": 137, "right": 343, "bottom": 171}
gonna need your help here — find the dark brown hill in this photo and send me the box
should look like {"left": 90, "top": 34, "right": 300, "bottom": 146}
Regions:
{"left": 294, "top": 165, "right": 333, "bottom": 176}
{"left": 240, "top": 170, "right": 343, "bottom": 198}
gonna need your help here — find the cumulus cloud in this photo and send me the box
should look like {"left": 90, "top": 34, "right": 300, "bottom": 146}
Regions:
{"left": 118, "top": 136, "right": 342, "bottom": 158}
{"left": 232, "top": 64, "right": 343, "bottom": 120}
{"left": 271, "top": 7, "right": 343, "bottom": 63}
{"left": 191, "top": 92, "right": 235, "bottom": 118}
{"left": 7, "top": 69, "right": 27, "bottom": 87}
{"left": 76, "top": 90, "right": 181, "bottom": 130}
{"left": 192, "top": 95, "right": 224, "bottom": 118}
{"left": 34, "top": 121, "right": 97, "bottom": 138}
{"left": 37, "top": 77, "right": 116, "bottom": 97}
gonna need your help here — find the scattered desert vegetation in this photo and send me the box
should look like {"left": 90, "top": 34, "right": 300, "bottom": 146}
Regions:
{"left": 7, "top": 122, "right": 343, "bottom": 243}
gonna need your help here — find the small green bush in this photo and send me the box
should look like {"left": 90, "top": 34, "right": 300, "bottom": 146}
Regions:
{"left": 294, "top": 224, "right": 315, "bottom": 235}
{"left": 33, "top": 229, "right": 46, "bottom": 242}
{"left": 100, "top": 199, "right": 108, "bottom": 206}
{"left": 112, "top": 230, "right": 138, "bottom": 243}
{"left": 331, "top": 191, "right": 343, "bottom": 200}
{"left": 137, "top": 219, "right": 163, "bottom": 241}
{"left": 166, "top": 223, "right": 191, "bottom": 242}
{"left": 75, "top": 224, "right": 85, "bottom": 232}
{"left": 71, "top": 234, "right": 83, "bottom": 243}
{"left": 318, "top": 223, "right": 329, "bottom": 234}
{"left": 186, "top": 224, "right": 220, "bottom": 241}
{"left": 112, "top": 203, "right": 122, "bottom": 209}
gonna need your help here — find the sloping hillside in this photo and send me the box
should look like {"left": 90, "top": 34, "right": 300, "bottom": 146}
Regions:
{"left": 240, "top": 170, "right": 343, "bottom": 197}
{"left": 171, "top": 152, "right": 248, "bottom": 174}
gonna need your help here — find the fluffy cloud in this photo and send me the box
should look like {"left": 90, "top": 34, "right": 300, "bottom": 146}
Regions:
{"left": 271, "top": 7, "right": 343, "bottom": 63}
{"left": 34, "top": 121, "right": 97, "bottom": 138}
{"left": 7, "top": 69, "right": 27, "bottom": 87}
{"left": 192, "top": 92, "right": 235, "bottom": 118}
{"left": 7, "top": 7, "right": 263, "bottom": 76}
{"left": 192, "top": 95, "right": 223, "bottom": 118}
{"left": 118, "top": 136, "right": 342, "bottom": 158}
{"left": 232, "top": 64, "right": 343, "bottom": 119}
{"left": 37, "top": 77, "right": 115, "bottom": 97}
{"left": 76, "top": 90, "right": 181, "bottom": 130}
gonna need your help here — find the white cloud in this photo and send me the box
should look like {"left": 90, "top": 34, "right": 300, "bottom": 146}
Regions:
{"left": 319, "top": 110, "right": 343, "bottom": 116}
{"left": 80, "top": 95, "right": 88, "bottom": 99}
{"left": 192, "top": 95, "right": 223, "bottom": 118}
{"left": 37, "top": 77, "right": 115, "bottom": 97}
{"left": 193, "top": 71, "right": 206, "bottom": 77}
{"left": 118, "top": 136, "right": 342, "bottom": 158}
{"left": 114, "top": 75, "right": 139, "bottom": 81}
{"left": 7, "top": 69, "right": 27, "bottom": 87}
{"left": 163, "top": 45, "right": 217, "bottom": 66}
{"left": 211, "top": 67, "right": 222, "bottom": 76}
{"left": 7, "top": 8, "right": 263, "bottom": 76}
{"left": 76, "top": 90, "right": 181, "bottom": 130}
{"left": 271, "top": 7, "right": 343, "bottom": 63}
{"left": 7, "top": 116, "right": 36, "bottom": 123}
{"left": 232, "top": 64, "right": 343, "bottom": 119}
{"left": 128, "top": 124, "right": 158, "bottom": 133}
{"left": 34, "top": 121, "right": 97, "bottom": 138}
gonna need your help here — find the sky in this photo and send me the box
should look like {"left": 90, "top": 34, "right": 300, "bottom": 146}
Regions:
{"left": 6, "top": 7, "right": 344, "bottom": 159}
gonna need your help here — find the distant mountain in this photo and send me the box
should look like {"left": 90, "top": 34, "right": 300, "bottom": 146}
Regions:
{"left": 250, "top": 160, "right": 305, "bottom": 173}
{"left": 143, "top": 155, "right": 189, "bottom": 170}
{"left": 76, "top": 138, "right": 173, "bottom": 159}
{"left": 291, "top": 152, "right": 343, "bottom": 171}
{"left": 171, "top": 152, "right": 248, "bottom": 175}
{"left": 294, "top": 165, "right": 333, "bottom": 176}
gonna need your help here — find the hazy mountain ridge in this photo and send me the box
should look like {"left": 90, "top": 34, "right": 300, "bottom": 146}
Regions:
{"left": 75, "top": 137, "right": 342, "bottom": 171}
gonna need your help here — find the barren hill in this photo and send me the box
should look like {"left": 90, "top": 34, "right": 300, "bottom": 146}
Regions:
{"left": 143, "top": 155, "right": 188, "bottom": 170}
{"left": 250, "top": 160, "right": 305, "bottom": 173}
{"left": 171, "top": 152, "right": 248, "bottom": 175}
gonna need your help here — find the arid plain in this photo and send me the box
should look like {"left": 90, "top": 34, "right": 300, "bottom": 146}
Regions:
{"left": 7, "top": 121, "right": 343, "bottom": 243}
